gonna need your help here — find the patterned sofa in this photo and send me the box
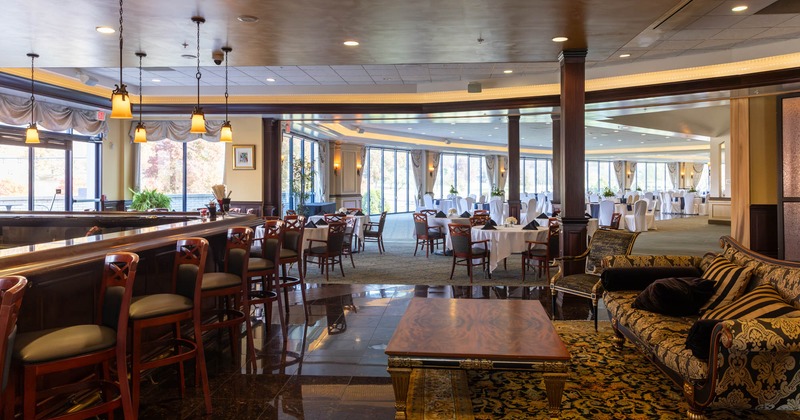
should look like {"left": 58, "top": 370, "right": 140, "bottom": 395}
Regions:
{"left": 602, "top": 235, "right": 800, "bottom": 419}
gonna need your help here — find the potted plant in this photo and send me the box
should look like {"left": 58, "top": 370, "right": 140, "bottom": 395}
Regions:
{"left": 491, "top": 185, "right": 505, "bottom": 198}
{"left": 129, "top": 188, "right": 171, "bottom": 211}
{"left": 602, "top": 187, "right": 616, "bottom": 198}
{"left": 449, "top": 185, "right": 458, "bottom": 197}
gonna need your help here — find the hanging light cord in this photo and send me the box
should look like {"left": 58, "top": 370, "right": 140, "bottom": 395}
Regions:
{"left": 29, "top": 54, "right": 35, "bottom": 125}
{"left": 224, "top": 49, "right": 229, "bottom": 120}
{"left": 118, "top": 0, "right": 124, "bottom": 88}
{"left": 195, "top": 19, "right": 201, "bottom": 107}
{"left": 138, "top": 53, "right": 143, "bottom": 122}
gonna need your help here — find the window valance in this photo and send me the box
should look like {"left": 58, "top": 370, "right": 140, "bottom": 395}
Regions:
{"left": 127, "top": 120, "right": 226, "bottom": 142}
{"left": 0, "top": 93, "right": 107, "bottom": 135}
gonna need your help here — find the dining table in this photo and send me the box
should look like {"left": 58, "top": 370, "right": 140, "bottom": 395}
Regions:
{"left": 308, "top": 214, "right": 369, "bottom": 245}
{"left": 445, "top": 224, "right": 549, "bottom": 273}
{"left": 253, "top": 224, "right": 329, "bottom": 258}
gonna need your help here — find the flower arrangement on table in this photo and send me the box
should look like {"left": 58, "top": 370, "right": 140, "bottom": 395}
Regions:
{"left": 601, "top": 187, "right": 616, "bottom": 198}
{"left": 338, "top": 206, "right": 348, "bottom": 214}
{"left": 447, "top": 208, "right": 458, "bottom": 217}
{"left": 504, "top": 216, "right": 517, "bottom": 226}
{"left": 491, "top": 185, "right": 505, "bottom": 197}
{"left": 449, "top": 185, "right": 458, "bottom": 195}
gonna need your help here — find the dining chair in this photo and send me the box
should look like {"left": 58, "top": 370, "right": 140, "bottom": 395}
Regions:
{"left": 12, "top": 253, "right": 137, "bottom": 420}
{"left": 550, "top": 229, "right": 639, "bottom": 331}
{"left": 303, "top": 222, "right": 347, "bottom": 281}
{"left": 522, "top": 222, "right": 560, "bottom": 282}
{"left": 323, "top": 213, "right": 344, "bottom": 223}
{"left": 361, "top": 211, "right": 387, "bottom": 253}
{"left": 448, "top": 224, "right": 490, "bottom": 283}
{"left": 245, "top": 220, "right": 284, "bottom": 370}
{"left": 413, "top": 213, "right": 444, "bottom": 257}
{"left": 342, "top": 216, "right": 358, "bottom": 266}
{"left": 128, "top": 238, "right": 211, "bottom": 416}
{"left": 624, "top": 199, "right": 648, "bottom": 232}
{"left": 473, "top": 209, "right": 489, "bottom": 216}
{"left": 0, "top": 276, "right": 26, "bottom": 419}
{"left": 421, "top": 209, "right": 438, "bottom": 217}
{"left": 277, "top": 217, "right": 309, "bottom": 323}
{"left": 285, "top": 209, "right": 297, "bottom": 216}
{"left": 469, "top": 214, "right": 490, "bottom": 226}
{"left": 598, "top": 199, "right": 615, "bottom": 227}
{"left": 345, "top": 207, "right": 362, "bottom": 214}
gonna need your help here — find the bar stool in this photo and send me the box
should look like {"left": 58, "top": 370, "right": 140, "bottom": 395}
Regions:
{"left": 199, "top": 227, "right": 252, "bottom": 367}
{"left": 277, "top": 217, "right": 309, "bottom": 323}
{"left": 245, "top": 220, "right": 283, "bottom": 370}
{"left": 10, "top": 253, "right": 136, "bottom": 420}
{"left": 0, "top": 276, "right": 27, "bottom": 419}
{"left": 128, "top": 238, "right": 211, "bottom": 417}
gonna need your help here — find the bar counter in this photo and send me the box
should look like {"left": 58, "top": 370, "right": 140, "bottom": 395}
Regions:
{"left": 0, "top": 212, "right": 262, "bottom": 332}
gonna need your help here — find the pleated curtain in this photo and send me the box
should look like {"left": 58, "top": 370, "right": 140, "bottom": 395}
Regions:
{"left": 613, "top": 161, "right": 625, "bottom": 191}
{"left": 410, "top": 150, "right": 425, "bottom": 200}
{"left": 317, "top": 140, "right": 329, "bottom": 202}
{"left": 498, "top": 155, "right": 509, "bottom": 191}
{"left": 667, "top": 162, "right": 680, "bottom": 190}
{"left": 625, "top": 162, "right": 637, "bottom": 190}
{"left": 0, "top": 93, "right": 107, "bottom": 135}
{"left": 127, "top": 120, "right": 225, "bottom": 142}
{"left": 691, "top": 163, "right": 705, "bottom": 189}
{"left": 485, "top": 155, "right": 497, "bottom": 188}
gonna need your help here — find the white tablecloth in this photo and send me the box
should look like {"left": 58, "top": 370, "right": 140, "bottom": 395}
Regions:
{"left": 254, "top": 225, "right": 328, "bottom": 257}
{"left": 309, "top": 214, "right": 369, "bottom": 243}
{"left": 435, "top": 199, "right": 455, "bottom": 212}
{"left": 445, "top": 225, "right": 548, "bottom": 273}
{"left": 428, "top": 216, "right": 470, "bottom": 229}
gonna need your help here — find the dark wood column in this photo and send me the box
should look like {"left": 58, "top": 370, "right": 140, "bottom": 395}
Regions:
{"left": 558, "top": 50, "right": 588, "bottom": 262}
{"left": 262, "top": 118, "right": 282, "bottom": 217}
{"left": 507, "top": 112, "right": 521, "bottom": 221}
{"left": 551, "top": 112, "right": 561, "bottom": 206}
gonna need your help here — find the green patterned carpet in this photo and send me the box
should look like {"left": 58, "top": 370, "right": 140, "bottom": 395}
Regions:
{"left": 466, "top": 321, "right": 798, "bottom": 419}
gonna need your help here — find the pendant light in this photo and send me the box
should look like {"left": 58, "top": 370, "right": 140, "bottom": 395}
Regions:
{"left": 219, "top": 46, "right": 233, "bottom": 142}
{"left": 26, "top": 53, "right": 40, "bottom": 144}
{"left": 189, "top": 16, "right": 206, "bottom": 134}
{"left": 133, "top": 52, "right": 147, "bottom": 143}
{"left": 110, "top": 0, "right": 132, "bottom": 119}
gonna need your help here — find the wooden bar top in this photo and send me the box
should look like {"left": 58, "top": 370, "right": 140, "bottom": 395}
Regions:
{"left": 386, "top": 298, "right": 569, "bottom": 361}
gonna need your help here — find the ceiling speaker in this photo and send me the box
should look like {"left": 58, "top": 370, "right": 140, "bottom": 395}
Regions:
{"left": 467, "top": 82, "right": 482, "bottom": 93}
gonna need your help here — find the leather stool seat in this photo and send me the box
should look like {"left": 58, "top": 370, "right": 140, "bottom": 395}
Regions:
{"left": 201, "top": 272, "right": 241, "bottom": 291}
{"left": 130, "top": 294, "right": 192, "bottom": 319}
{"left": 14, "top": 325, "right": 115, "bottom": 363}
{"left": 248, "top": 257, "right": 274, "bottom": 271}
{"left": 280, "top": 248, "right": 297, "bottom": 259}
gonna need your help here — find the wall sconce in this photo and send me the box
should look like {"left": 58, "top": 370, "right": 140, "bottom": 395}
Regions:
{"left": 356, "top": 163, "right": 362, "bottom": 176}
{"left": 334, "top": 162, "right": 340, "bottom": 176}
{"left": 429, "top": 166, "right": 434, "bottom": 177}
{"left": 500, "top": 168, "right": 506, "bottom": 175}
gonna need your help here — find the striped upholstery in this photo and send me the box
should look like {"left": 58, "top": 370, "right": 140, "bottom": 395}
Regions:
{"left": 700, "top": 256, "right": 752, "bottom": 313}
{"left": 700, "top": 283, "right": 800, "bottom": 321}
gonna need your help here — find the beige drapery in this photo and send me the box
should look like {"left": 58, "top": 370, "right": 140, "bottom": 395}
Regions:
{"left": 613, "top": 161, "right": 625, "bottom": 191}
{"left": 667, "top": 163, "right": 680, "bottom": 189}
{"left": 625, "top": 162, "right": 637, "bottom": 190}
{"left": 317, "top": 140, "right": 329, "bottom": 201}
{"left": 691, "top": 163, "right": 706, "bottom": 189}
{"left": 730, "top": 98, "right": 750, "bottom": 246}
{"left": 498, "top": 155, "right": 509, "bottom": 191}
{"left": 410, "top": 150, "right": 426, "bottom": 200}
{"left": 485, "top": 155, "right": 496, "bottom": 188}
{"left": 127, "top": 120, "right": 225, "bottom": 142}
{"left": 0, "top": 93, "right": 107, "bottom": 135}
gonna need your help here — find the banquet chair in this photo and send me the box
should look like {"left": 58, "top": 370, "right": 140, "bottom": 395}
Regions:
{"left": 361, "top": 211, "right": 387, "bottom": 253}
{"left": 683, "top": 192, "right": 697, "bottom": 215}
{"left": 11, "top": 254, "right": 136, "bottom": 420}
{"left": 413, "top": 213, "right": 444, "bottom": 258}
{"left": 448, "top": 224, "right": 490, "bottom": 284}
{"left": 525, "top": 199, "right": 538, "bottom": 225}
{"left": 199, "top": 226, "right": 251, "bottom": 368}
{"left": 464, "top": 196, "right": 475, "bottom": 212}
{"left": 457, "top": 198, "right": 469, "bottom": 215}
{"left": 128, "top": 238, "right": 211, "bottom": 416}
{"left": 0, "top": 276, "right": 25, "bottom": 419}
{"left": 245, "top": 221, "right": 284, "bottom": 370}
{"left": 550, "top": 229, "right": 639, "bottom": 331}
{"left": 670, "top": 192, "right": 682, "bottom": 214}
{"left": 489, "top": 200, "right": 504, "bottom": 225}
{"left": 598, "top": 199, "right": 615, "bottom": 227}
{"left": 624, "top": 199, "right": 648, "bottom": 232}
{"left": 522, "top": 222, "right": 560, "bottom": 282}
{"left": 478, "top": 194, "right": 486, "bottom": 204}
{"left": 304, "top": 222, "right": 346, "bottom": 281}
{"left": 423, "top": 194, "right": 434, "bottom": 209}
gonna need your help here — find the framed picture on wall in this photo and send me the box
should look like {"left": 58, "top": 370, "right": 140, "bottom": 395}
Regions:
{"left": 233, "top": 145, "right": 256, "bottom": 170}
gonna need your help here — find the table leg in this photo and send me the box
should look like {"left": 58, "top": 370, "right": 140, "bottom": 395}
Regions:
{"left": 543, "top": 372, "right": 567, "bottom": 418}
{"left": 387, "top": 367, "right": 412, "bottom": 420}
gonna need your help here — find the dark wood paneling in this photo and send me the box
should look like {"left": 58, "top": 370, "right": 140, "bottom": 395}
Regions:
{"left": 507, "top": 114, "right": 521, "bottom": 221}
{"left": 750, "top": 204, "right": 778, "bottom": 258}
{"left": 262, "top": 118, "right": 282, "bottom": 217}
{"left": 559, "top": 218, "right": 588, "bottom": 276}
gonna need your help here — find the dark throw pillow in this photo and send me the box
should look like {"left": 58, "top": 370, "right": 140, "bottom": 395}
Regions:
{"left": 632, "top": 277, "right": 716, "bottom": 316}
{"left": 601, "top": 266, "right": 703, "bottom": 292}
{"left": 685, "top": 319, "right": 721, "bottom": 360}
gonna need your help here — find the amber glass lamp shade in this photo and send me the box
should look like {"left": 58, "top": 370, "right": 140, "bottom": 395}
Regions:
{"left": 133, "top": 122, "right": 147, "bottom": 143}
{"left": 220, "top": 121, "right": 233, "bottom": 142}
{"left": 110, "top": 86, "right": 132, "bottom": 119}
{"left": 25, "top": 123, "right": 40, "bottom": 144}
{"left": 190, "top": 107, "right": 206, "bottom": 134}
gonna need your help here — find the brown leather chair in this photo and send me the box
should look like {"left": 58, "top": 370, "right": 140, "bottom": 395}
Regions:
{"left": 277, "top": 217, "right": 309, "bottom": 323}
{"left": 413, "top": 213, "right": 444, "bottom": 257}
{"left": 0, "top": 276, "right": 26, "bottom": 418}
{"left": 361, "top": 211, "right": 387, "bottom": 253}
{"left": 342, "top": 216, "right": 358, "bottom": 266}
{"left": 128, "top": 238, "right": 211, "bottom": 416}
{"left": 448, "top": 224, "right": 490, "bottom": 283}
{"left": 323, "top": 213, "right": 344, "bottom": 223}
{"left": 303, "top": 222, "right": 346, "bottom": 281}
{"left": 12, "top": 253, "right": 137, "bottom": 419}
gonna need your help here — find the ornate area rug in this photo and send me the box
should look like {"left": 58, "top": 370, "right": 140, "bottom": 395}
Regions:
{"left": 410, "top": 321, "right": 797, "bottom": 419}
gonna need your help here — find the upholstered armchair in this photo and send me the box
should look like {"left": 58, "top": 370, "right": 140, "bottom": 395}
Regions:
{"left": 550, "top": 229, "right": 639, "bottom": 330}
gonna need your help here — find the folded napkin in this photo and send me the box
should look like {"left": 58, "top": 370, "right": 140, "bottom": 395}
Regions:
{"left": 522, "top": 220, "right": 539, "bottom": 230}
{"left": 304, "top": 220, "right": 316, "bottom": 229}
{"left": 482, "top": 221, "right": 496, "bottom": 230}
{"left": 355, "top": 210, "right": 365, "bottom": 216}
{"left": 489, "top": 219, "right": 497, "bottom": 226}
{"left": 620, "top": 197, "right": 627, "bottom": 204}
{"left": 627, "top": 205, "right": 632, "bottom": 211}
{"left": 537, "top": 213, "right": 548, "bottom": 219}
{"left": 435, "top": 211, "right": 447, "bottom": 218}
{"left": 460, "top": 211, "right": 470, "bottom": 218}
{"left": 316, "top": 219, "right": 328, "bottom": 226}
{"left": 585, "top": 213, "right": 592, "bottom": 218}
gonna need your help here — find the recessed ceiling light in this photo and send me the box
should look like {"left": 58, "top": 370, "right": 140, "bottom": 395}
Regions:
{"left": 95, "top": 26, "right": 115, "bottom": 34}
{"left": 459, "top": 136, "right": 463, "bottom": 139}
{"left": 599, "top": 143, "right": 603, "bottom": 146}
{"left": 407, "top": 127, "right": 412, "bottom": 130}
{"left": 450, "top": 122, "right": 456, "bottom": 125}
{"left": 521, "top": 137, "right": 525, "bottom": 140}
{"left": 641, "top": 133, "right": 646, "bottom": 136}
{"left": 619, "top": 53, "right": 631, "bottom": 58}
{"left": 503, "top": 69, "right": 513, "bottom": 74}
{"left": 237, "top": 15, "right": 260, "bottom": 23}
{"left": 686, "top": 139, "right": 691, "bottom": 141}
{"left": 618, "top": 139, "right": 622, "bottom": 142}
{"left": 552, "top": 36, "right": 569, "bottom": 43}
{"left": 181, "top": 54, "right": 196, "bottom": 59}
{"left": 151, "top": 79, "right": 161, "bottom": 83}
{"left": 640, "top": 141, "right": 644, "bottom": 144}
{"left": 450, "top": 131, "right": 455, "bottom": 134}
{"left": 488, "top": 134, "right": 492, "bottom": 137}
{"left": 343, "top": 40, "right": 360, "bottom": 46}
{"left": 732, "top": 5, "right": 748, "bottom": 12}
{"left": 266, "top": 78, "right": 276, "bottom": 82}
{"left": 613, "top": 130, "right": 619, "bottom": 133}
{"left": 494, "top": 126, "right": 499, "bottom": 129}
{"left": 539, "top": 144, "right": 543, "bottom": 147}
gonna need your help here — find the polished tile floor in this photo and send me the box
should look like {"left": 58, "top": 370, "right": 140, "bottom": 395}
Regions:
{"left": 137, "top": 283, "right": 590, "bottom": 419}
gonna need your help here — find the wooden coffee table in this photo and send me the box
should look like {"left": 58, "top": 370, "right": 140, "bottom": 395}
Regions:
{"left": 385, "top": 298, "right": 570, "bottom": 419}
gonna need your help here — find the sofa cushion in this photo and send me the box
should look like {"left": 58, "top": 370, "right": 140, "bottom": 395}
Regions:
{"left": 602, "top": 266, "right": 703, "bottom": 291}
{"left": 632, "top": 277, "right": 715, "bottom": 316}
{"left": 605, "top": 291, "right": 709, "bottom": 381}
{"left": 700, "top": 256, "right": 753, "bottom": 312}
{"left": 686, "top": 284, "right": 800, "bottom": 359}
